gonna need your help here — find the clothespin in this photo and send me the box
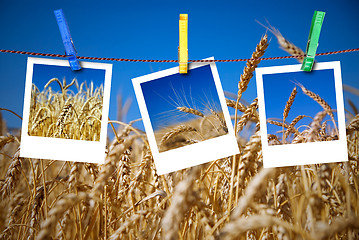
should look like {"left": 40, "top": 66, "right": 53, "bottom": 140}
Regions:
{"left": 54, "top": 9, "right": 81, "bottom": 70}
{"left": 179, "top": 14, "right": 188, "bottom": 74}
{"left": 301, "top": 11, "right": 325, "bottom": 72}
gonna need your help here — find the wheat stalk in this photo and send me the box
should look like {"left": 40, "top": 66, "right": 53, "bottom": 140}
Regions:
{"left": 228, "top": 34, "right": 268, "bottom": 216}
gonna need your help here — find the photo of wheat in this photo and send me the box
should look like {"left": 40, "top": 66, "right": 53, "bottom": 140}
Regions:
{"left": 27, "top": 63, "right": 106, "bottom": 141}
{"left": 139, "top": 65, "right": 228, "bottom": 152}
{"left": 262, "top": 69, "right": 339, "bottom": 145}
{"left": 0, "top": 31, "right": 359, "bottom": 240}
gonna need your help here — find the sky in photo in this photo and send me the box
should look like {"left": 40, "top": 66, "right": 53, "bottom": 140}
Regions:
{"left": 140, "top": 64, "right": 223, "bottom": 131}
{"left": 0, "top": 0, "right": 358, "bottom": 133}
{"left": 262, "top": 68, "right": 338, "bottom": 138}
{"left": 32, "top": 63, "right": 106, "bottom": 93}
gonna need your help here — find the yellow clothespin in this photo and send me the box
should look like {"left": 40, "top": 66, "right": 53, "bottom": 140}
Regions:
{"left": 179, "top": 14, "right": 188, "bottom": 74}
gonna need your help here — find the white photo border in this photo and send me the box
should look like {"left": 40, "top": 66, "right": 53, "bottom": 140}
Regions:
{"left": 132, "top": 57, "right": 239, "bottom": 175}
{"left": 20, "top": 57, "right": 112, "bottom": 164}
{"left": 256, "top": 61, "right": 348, "bottom": 168}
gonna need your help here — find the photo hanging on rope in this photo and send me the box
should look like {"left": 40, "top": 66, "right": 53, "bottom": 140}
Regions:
{"left": 256, "top": 61, "right": 348, "bottom": 168}
{"left": 132, "top": 57, "right": 239, "bottom": 175}
{"left": 20, "top": 57, "right": 112, "bottom": 164}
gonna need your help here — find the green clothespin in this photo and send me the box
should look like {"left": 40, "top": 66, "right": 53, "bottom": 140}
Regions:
{"left": 301, "top": 11, "right": 325, "bottom": 71}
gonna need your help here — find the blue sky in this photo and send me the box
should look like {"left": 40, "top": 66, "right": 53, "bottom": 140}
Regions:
{"left": 0, "top": 0, "right": 358, "bottom": 133}
{"left": 141, "top": 65, "right": 222, "bottom": 131}
{"left": 32, "top": 64, "right": 105, "bottom": 93}
{"left": 263, "top": 69, "right": 337, "bottom": 137}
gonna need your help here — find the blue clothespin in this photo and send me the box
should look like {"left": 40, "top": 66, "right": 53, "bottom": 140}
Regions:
{"left": 54, "top": 9, "right": 81, "bottom": 70}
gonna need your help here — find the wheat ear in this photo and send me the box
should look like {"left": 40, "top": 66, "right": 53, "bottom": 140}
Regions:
{"left": 284, "top": 115, "right": 309, "bottom": 139}
{"left": 0, "top": 134, "right": 15, "bottom": 151}
{"left": 268, "top": 134, "right": 280, "bottom": 145}
{"left": 109, "top": 211, "right": 149, "bottom": 240}
{"left": 223, "top": 168, "right": 277, "bottom": 227}
{"left": 283, "top": 87, "right": 297, "bottom": 122}
{"left": 347, "top": 114, "right": 359, "bottom": 134}
{"left": 237, "top": 34, "right": 269, "bottom": 100}
{"left": 162, "top": 166, "right": 201, "bottom": 240}
{"left": 0, "top": 148, "right": 21, "bottom": 198}
{"left": 307, "top": 111, "right": 327, "bottom": 142}
{"left": 28, "top": 186, "right": 45, "bottom": 239}
{"left": 160, "top": 125, "right": 197, "bottom": 145}
{"left": 55, "top": 103, "right": 72, "bottom": 137}
{"left": 295, "top": 81, "right": 338, "bottom": 134}
{"left": 226, "top": 98, "right": 247, "bottom": 112}
{"left": 68, "top": 162, "right": 81, "bottom": 190}
{"left": 235, "top": 131, "right": 262, "bottom": 199}
{"left": 267, "top": 120, "right": 290, "bottom": 129}
{"left": 177, "top": 106, "right": 204, "bottom": 117}
{"left": 230, "top": 33, "right": 267, "bottom": 215}
{"left": 210, "top": 109, "right": 227, "bottom": 132}
{"left": 220, "top": 214, "right": 312, "bottom": 240}
{"left": 0, "top": 111, "right": 3, "bottom": 135}
{"left": 36, "top": 192, "right": 89, "bottom": 240}
{"left": 0, "top": 193, "right": 24, "bottom": 239}
{"left": 236, "top": 98, "right": 258, "bottom": 133}
{"left": 316, "top": 215, "right": 359, "bottom": 240}
{"left": 256, "top": 20, "right": 305, "bottom": 63}
{"left": 91, "top": 136, "right": 135, "bottom": 200}
{"left": 282, "top": 86, "right": 297, "bottom": 143}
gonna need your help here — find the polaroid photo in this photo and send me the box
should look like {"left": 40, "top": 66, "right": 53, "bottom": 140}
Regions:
{"left": 256, "top": 61, "right": 348, "bottom": 168}
{"left": 132, "top": 58, "right": 239, "bottom": 175}
{"left": 20, "top": 57, "right": 112, "bottom": 164}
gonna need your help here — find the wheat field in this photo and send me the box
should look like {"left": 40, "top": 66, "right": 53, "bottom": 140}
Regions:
{"left": 28, "top": 77, "right": 104, "bottom": 141}
{"left": 0, "top": 32, "right": 359, "bottom": 240}
{"left": 267, "top": 82, "right": 339, "bottom": 145}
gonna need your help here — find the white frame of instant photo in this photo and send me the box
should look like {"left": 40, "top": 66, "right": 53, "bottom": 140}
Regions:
{"left": 256, "top": 61, "right": 348, "bottom": 168}
{"left": 132, "top": 58, "right": 239, "bottom": 175}
{"left": 20, "top": 57, "right": 112, "bottom": 164}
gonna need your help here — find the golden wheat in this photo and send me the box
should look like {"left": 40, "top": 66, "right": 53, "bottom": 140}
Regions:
{"left": 283, "top": 86, "right": 297, "bottom": 122}
{"left": 160, "top": 125, "right": 197, "bottom": 146}
{"left": 28, "top": 78, "right": 103, "bottom": 141}
{"left": 267, "top": 81, "right": 341, "bottom": 145}
{"left": 177, "top": 106, "right": 205, "bottom": 117}
{"left": 0, "top": 33, "right": 358, "bottom": 240}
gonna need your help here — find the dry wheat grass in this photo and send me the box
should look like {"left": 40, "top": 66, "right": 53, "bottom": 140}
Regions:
{"left": 0, "top": 32, "right": 358, "bottom": 240}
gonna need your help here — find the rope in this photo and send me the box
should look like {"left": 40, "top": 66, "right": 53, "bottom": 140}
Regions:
{"left": 1, "top": 48, "right": 358, "bottom": 63}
